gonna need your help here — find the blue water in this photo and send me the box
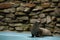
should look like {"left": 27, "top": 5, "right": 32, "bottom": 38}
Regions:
{"left": 0, "top": 31, "right": 60, "bottom": 40}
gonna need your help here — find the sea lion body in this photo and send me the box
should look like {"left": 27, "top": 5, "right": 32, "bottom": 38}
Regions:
{"left": 31, "top": 22, "right": 52, "bottom": 37}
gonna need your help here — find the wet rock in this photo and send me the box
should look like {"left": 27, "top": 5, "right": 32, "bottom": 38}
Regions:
{"left": 0, "top": 15, "right": 4, "bottom": 19}
{"left": 48, "top": 24, "right": 54, "bottom": 28}
{"left": 40, "top": 18, "right": 46, "bottom": 23}
{"left": 29, "top": 13, "right": 35, "bottom": 16}
{"left": 0, "top": 0, "right": 60, "bottom": 32}
{"left": 32, "top": 6, "right": 43, "bottom": 11}
{"left": 6, "top": 13, "right": 15, "bottom": 18}
{"left": 20, "top": 3, "right": 36, "bottom": 8}
{"left": 24, "top": 7, "right": 30, "bottom": 12}
{"left": 33, "top": 1, "right": 41, "bottom": 4}
{"left": 50, "top": 12, "right": 56, "bottom": 16}
{"left": 58, "top": 3, "right": 60, "bottom": 7}
{"left": 15, "top": 12, "right": 26, "bottom": 15}
{"left": 41, "top": 2, "right": 51, "bottom": 8}
{"left": 17, "top": 16, "right": 28, "bottom": 20}
{"left": 42, "top": 8, "right": 54, "bottom": 13}
{"left": 54, "top": 8, "right": 60, "bottom": 16}
{"left": 3, "top": 19, "right": 18, "bottom": 23}
{"left": 56, "top": 24, "right": 60, "bottom": 27}
{"left": 0, "top": 0, "right": 5, "bottom": 2}
{"left": 4, "top": 9, "right": 10, "bottom": 13}
{"left": 31, "top": 15, "right": 38, "bottom": 19}
{"left": 17, "top": 6, "right": 30, "bottom": 12}
{"left": 29, "top": 12, "right": 39, "bottom": 16}
{"left": 30, "top": 19, "right": 40, "bottom": 23}
{"left": 0, "top": 10, "right": 4, "bottom": 12}
{"left": 54, "top": 27, "right": 60, "bottom": 34}
{"left": 0, "top": 22, "right": 7, "bottom": 26}
{"left": 4, "top": 18, "right": 12, "bottom": 21}
{"left": 40, "top": 0, "right": 49, "bottom": 2}
{"left": 16, "top": 6, "right": 25, "bottom": 12}
{"left": 24, "top": 3, "right": 36, "bottom": 8}
{"left": 0, "top": 26, "right": 5, "bottom": 31}
{"left": 46, "top": 15, "right": 52, "bottom": 24}
{"left": 0, "top": 3, "right": 13, "bottom": 9}
{"left": 57, "top": 18, "right": 60, "bottom": 22}
{"left": 39, "top": 13, "right": 46, "bottom": 18}
{"left": 50, "top": 3, "right": 55, "bottom": 8}
{"left": 20, "top": 2, "right": 26, "bottom": 6}
{"left": 51, "top": 16, "right": 55, "bottom": 20}
{"left": 3, "top": 18, "right": 14, "bottom": 23}
{"left": 4, "top": 8, "right": 15, "bottom": 13}
{"left": 15, "top": 24, "right": 31, "bottom": 31}
{"left": 17, "top": 19, "right": 23, "bottom": 22}
{"left": 23, "top": 24, "right": 31, "bottom": 31}
{"left": 9, "top": 23, "right": 22, "bottom": 27}
{"left": 12, "top": 3, "right": 20, "bottom": 8}
{"left": 47, "top": 22, "right": 56, "bottom": 27}
{"left": 15, "top": 27, "right": 24, "bottom": 32}
{"left": 52, "top": 0, "right": 59, "bottom": 2}
{"left": 9, "top": 1, "right": 20, "bottom": 8}
{"left": 8, "top": 27, "right": 15, "bottom": 31}
{"left": 21, "top": 0, "right": 28, "bottom": 2}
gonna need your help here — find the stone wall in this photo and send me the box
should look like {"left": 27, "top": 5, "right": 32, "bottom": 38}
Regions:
{"left": 0, "top": 0, "right": 60, "bottom": 33}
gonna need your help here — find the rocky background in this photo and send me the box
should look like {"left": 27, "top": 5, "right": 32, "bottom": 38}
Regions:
{"left": 0, "top": 0, "right": 60, "bottom": 34}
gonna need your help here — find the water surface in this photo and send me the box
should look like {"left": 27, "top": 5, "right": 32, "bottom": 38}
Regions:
{"left": 0, "top": 31, "right": 60, "bottom": 40}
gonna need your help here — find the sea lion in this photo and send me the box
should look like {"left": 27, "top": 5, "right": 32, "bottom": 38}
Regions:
{"left": 31, "top": 21, "right": 52, "bottom": 37}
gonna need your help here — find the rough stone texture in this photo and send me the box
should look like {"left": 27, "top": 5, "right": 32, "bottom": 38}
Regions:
{"left": 58, "top": 3, "right": 60, "bottom": 7}
{"left": 29, "top": 12, "right": 39, "bottom": 16}
{"left": 32, "top": 6, "right": 43, "bottom": 11}
{"left": 30, "top": 19, "right": 40, "bottom": 23}
{"left": 16, "top": 6, "right": 25, "bottom": 12}
{"left": 17, "top": 16, "right": 29, "bottom": 20}
{"left": 0, "top": 0, "right": 5, "bottom": 2}
{"left": 6, "top": 13, "right": 15, "bottom": 18}
{"left": 15, "top": 12, "right": 26, "bottom": 15}
{"left": 57, "top": 18, "right": 60, "bottom": 22}
{"left": 3, "top": 18, "right": 12, "bottom": 22}
{"left": 23, "top": 7, "right": 31, "bottom": 12}
{"left": 50, "top": 3, "right": 55, "bottom": 8}
{"left": 0, "top": 15, "right": 4, "bottom": 19}
{"left": 46, "top": 15, "right": 52, "bottom": 24}
{"left": 40, "top": 18, "right": 46, "bottom": 24}
{"left": 56, "top": 24, "right": 60, "bottom": 27}
{"left": 0, "top": 0, "right": 60, "bottom": 34}
{"left": 8, "top": 27, "right": 15, "bottom": 31}
{"left": 24, "top": 3, "right": 36, "bottom": 8}
{"left": 9, "top": 23, "right": 22, "bottom": 27}
{"left": 4, "top": 8, "right": 15, "bottom": 13}
{"left": 54, "top": 8, "right": 60, "bottom": 16}
{"left": 31, "top": 15, "right": 38, "bottom": 19}
{"left": 54, "top": 27, "right": 60, "bottom": 34}
{"left": 9, "top": 1, "right": 20, "bottom": 8}
{"left": 42, "top": 8, "right": 54, "bottom": 13}
{"left": 0, "top": 22, "right": 7, "bottom": 26}
{"left": 41, "top": 2, "right": 51, "bottom": 8}
{"left": 39, "top": 13, "right": 46, "bottom": 18}
{"left": 0, "top": 26, "right": 5, "bottom": 31}
{"left": 50, "top": 12, "right": 56, "bottom": 16}
{"left": 0, "top": 3, "right": 13, "bottom": 9}
{"left": 52, "top": 0, "right": 59, "bottom": 2}
{"left": 15, "top": 27, "right": 23, "bottom": 31}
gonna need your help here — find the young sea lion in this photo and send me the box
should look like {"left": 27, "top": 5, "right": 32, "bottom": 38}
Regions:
{"left": 31, "top": 21, "right": 52, "bottom": 37}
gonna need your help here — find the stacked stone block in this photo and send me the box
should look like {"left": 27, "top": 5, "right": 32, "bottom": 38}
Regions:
{"left": 0, "top": 0, "right": 60, "bottom": 34}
